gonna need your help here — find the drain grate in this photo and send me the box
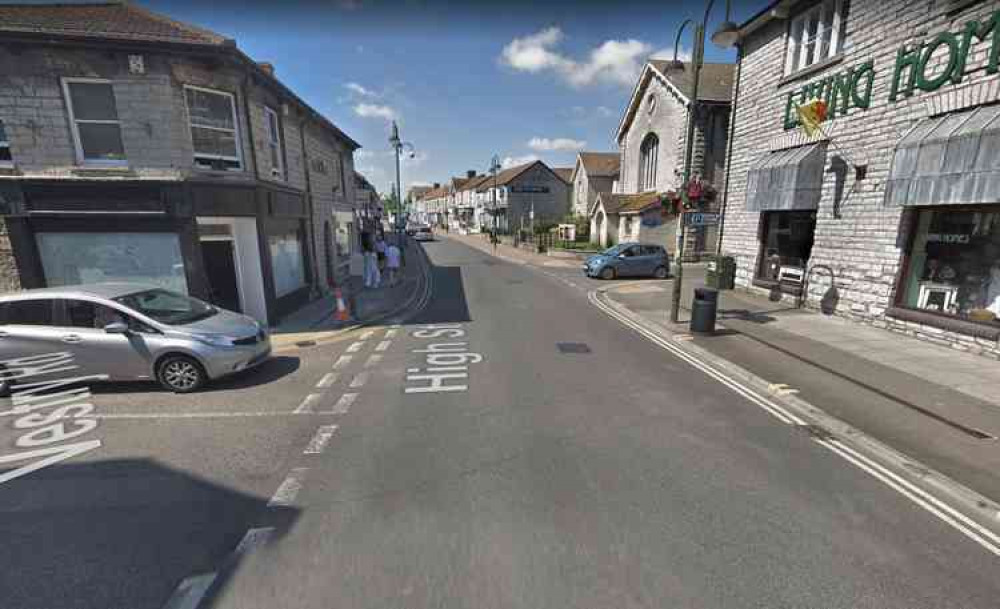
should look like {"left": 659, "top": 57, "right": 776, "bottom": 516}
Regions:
{"left": 557, "top": 342, "right": 592, "bottom": 354}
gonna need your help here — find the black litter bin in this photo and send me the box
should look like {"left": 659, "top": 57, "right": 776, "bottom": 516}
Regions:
{"left": 690, "top": 287, "right": 719, "bottom": 334}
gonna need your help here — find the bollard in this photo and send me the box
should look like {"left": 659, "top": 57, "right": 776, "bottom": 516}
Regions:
{"left": 689, "top": 287, "right": 718, "bottom": 334}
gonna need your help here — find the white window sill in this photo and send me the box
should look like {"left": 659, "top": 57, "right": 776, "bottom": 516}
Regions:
{"left": 779, "top": 54, "right": 845, "bottom": 87}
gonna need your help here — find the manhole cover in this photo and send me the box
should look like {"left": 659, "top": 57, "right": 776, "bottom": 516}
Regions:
{"left": 557, "top": 342, "right": 591, "bottom": 354}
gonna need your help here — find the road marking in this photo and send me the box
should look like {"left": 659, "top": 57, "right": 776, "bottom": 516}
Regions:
{"left": 349, "top": 372, "right": 369, "bottom": 388}
{"left": 364, "top": 354, "right": 382, "bottom": 368}
{"left": 375, "top": 340, "right": 392, "bottom": 352}
{"left": 360, "top": 330, "right": 375, "bottom": 340}
{"left": 268, "top": 468, "right": 308, "bottom": 507}
{"left": 95, "top": 411, "right": 304, "bottom": 420}
{"left": 385, "top": 329, "right": 398, "bottom": 338}
{"left": 346, "top": 341, "right": 365, "bottom": 353}
{"left": 332, "top": 354, "right": 354, "bottom": 369}
{"left": 235, "top": 526, "right": 274, "bottom": 553}
{"left": 294, "top": 393, "right": 322, "bottom": 414}
{"left": 316, "top": 373, "right": 338, "bottom": 388}
{"left": 303, "top": 425, "right": 338, "bottom": 455}
{"left": 325, "top": 392, "right": 357, "bottom": 415}
{"left": 161, "top": 527, "right": 273, "bottom": 609}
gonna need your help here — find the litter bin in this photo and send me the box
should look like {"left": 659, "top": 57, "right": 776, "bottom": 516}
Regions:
{"left": 705, "top": 255, "right": 736, "bottom": 290}
{"left": 690, "top": 287, "right": 719, "bottom": 334}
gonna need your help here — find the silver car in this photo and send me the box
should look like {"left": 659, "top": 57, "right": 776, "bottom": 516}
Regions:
{"left": 0, "top": 283, "right": 271, "bottom": 393}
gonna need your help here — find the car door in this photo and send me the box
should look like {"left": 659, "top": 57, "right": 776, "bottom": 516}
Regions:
{"left": 617, "top": 245, "right": 642, "bottom": 277}
{"left": 639, "top": 245, "right": 661, "bottom": 275}
{"left": 0, "top": 299, "right": 68, "bottom": 368}
{"left": 55, "top": 298, "right": 156, "bottom": 380}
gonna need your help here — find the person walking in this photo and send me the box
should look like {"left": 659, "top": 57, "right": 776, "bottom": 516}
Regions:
{"left": 385, "top": 241, "right": 401, "bottom": 287}
{"left": 375, "top": 234, "right": 387, "bottom": 276}
{"left": 362, "top": 230, "right": 380, "bottom": 289}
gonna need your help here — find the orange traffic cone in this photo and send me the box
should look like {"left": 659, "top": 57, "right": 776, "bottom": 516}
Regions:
{"left": 334, "top": 288, "right": 351, "bottom": 322}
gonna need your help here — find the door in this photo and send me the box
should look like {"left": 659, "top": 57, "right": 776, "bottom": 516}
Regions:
{"left": 639, "top": 245, "right": 663, "bottom": 275}
{"left": 0, "top": 299, "right": 66, "bottom": 365}
{"left": 201, "top": 239, "right": 242, "bottom": 313}
{"left": 617, "top": 245, "right": 643, "bottom": 277}
{"left": 57, "top": 299, "right": 154, "bottom": 380}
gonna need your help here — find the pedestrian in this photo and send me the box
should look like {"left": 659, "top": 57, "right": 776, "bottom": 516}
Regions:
{"left": 375, "top": 234, "right": 387, "bottom": 274}
{"left": 362, "top": 231, "right": 380, "bottom": 289}
{"left": 385, "top": 241, "right": 401, "bottom": 286}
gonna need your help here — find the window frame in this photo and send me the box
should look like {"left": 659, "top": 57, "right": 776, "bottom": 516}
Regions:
{"left": 0, "top": 298, "right": 56, "bottom": 326}
{"left": 0, "top": 118, "right": 11, "bottom": 166}
{"left": 784, "top": 0, "right": 845, "bottom": 77}
{"left": 638, "top": 133, "right": 659, "bottom": 192}
{"left": 61, "top": 77, "right": 127, "bottom": 168}
{"left": 184, "top": 84, "right": 244, "bottom": 172}
{"left": 264, "top": 105, "right": 284, "bottom": 180}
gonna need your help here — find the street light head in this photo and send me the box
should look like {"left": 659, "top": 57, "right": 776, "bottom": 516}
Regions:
{"left": 710, "top": 21, "right": 740, "bottom": 48}
{"left": 663, "top": 58, "right": 686, "bottom": 71}
{"left": 408, "top": 150, "right": 416, "bottom": 159}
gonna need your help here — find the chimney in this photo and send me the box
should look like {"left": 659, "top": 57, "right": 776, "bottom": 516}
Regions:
{"left": 258, "top": 62, "right": 275, "bottom": 77}
{"left": 466, "top": 170, "right": 476, "bottom": 178}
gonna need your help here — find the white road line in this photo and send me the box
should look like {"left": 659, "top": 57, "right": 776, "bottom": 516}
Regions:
{"left": 303, "top": 425, "right": 338, "bottom": 455}
{"left": 364, "top": 354, "right": 383, "bottom": 368}
{"left": 375, "top": 340, "right": 392, "bottom": 352}
{"left": 360, "top": 330, "right": 375, "bottom": 340}
{"left": 332, "top": 354, "right": 354, "bottom": 369}
{"left": 268, "top": 468, "right": 308, "bottom": 507}
{"left": 316, "top": 373, "right": 338, "bottom": 388}
{"left": 161, "top": 573, "right": 216, "bottom": 609}
{"left": 95, "top": 412, "right": 301, "bottom": 420}
{"left": 385, "top": 329, "right": 398, "bottom": 338}
{"left": 294, "top": 393, "right": 322, "bottom": 414}
{"left": 349, "top": 372, "right": 369, "bottom": 388}
{"left": 325, "top": 392, "right": 357, "bottom": 415}
{"left": 234, "top": 526, "right": 274, "bottom": 553}
{"left": 346, "top": 341, "right": 365, "bottom": 353}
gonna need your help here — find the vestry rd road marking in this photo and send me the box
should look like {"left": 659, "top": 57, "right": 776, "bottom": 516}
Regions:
{"left": 294, "top": 393, "right": 322, "bottom": 414}
{"left": 364, "top": 354, "right": 383, "bottom": 368}
{"left": 316, "top": 373, "right": 338, "bottom": 388}
{"left": 268, "top": 468, "right": 308, "bottom": 507}
{"left": 349, "top": 372, "right": 369, "bottom": 388}
{"left": 303, "top": 425, "right": 338, "bottom": 455}
{"left": 332, "top": 355, "right": 354, "bottom": 370}
{"left": 346, "top": 342, "right": 365, "bottom": 353}
{"left": 325, "top": 393, "right": 357, "bottom": 415}
{"left": 375, "top": 340, "right": 392, "bottom": 352}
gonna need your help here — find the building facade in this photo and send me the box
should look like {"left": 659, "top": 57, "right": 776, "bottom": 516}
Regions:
{"left": 720, "top": 0, "right": 1000, "bottom": 357}
{"left": 0, "top": 2, "right": 359, "bottom": 324}
{"left": 571, "top": 152, "right": 620, "bottom": 218}
{"left": 478, "top": 161, "right": 571, "bottom": 233}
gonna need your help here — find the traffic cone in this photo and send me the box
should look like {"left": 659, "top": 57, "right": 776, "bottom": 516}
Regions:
{"left": 334, "top": 288, "right": 351, "bottom": 322}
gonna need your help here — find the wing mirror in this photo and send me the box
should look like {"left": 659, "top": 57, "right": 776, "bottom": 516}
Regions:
{"left": 104, "top": 321, "right": 129, "bottom": 334}
{"left": 617, "top": 254, "right": 627, "bottom": 259}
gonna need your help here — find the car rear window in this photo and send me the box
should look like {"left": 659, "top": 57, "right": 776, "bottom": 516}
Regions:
{"left": 2, "top": 299, "right": 54, "bottom": 325}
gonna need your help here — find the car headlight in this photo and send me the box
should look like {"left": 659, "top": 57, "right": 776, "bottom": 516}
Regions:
{"left": 192, "top": 334, "right": 235, "bottom": 347}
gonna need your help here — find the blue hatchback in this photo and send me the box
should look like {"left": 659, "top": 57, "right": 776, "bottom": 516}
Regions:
{"left": 583, "top": 243, "right": 670, "bottom": 280}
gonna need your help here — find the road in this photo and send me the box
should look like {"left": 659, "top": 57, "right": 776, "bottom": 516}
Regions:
{"left": 1, "top": 236, "right": 997, "bottom": 609}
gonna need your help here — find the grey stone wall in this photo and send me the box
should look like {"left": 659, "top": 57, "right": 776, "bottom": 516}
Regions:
{"left": 0, "top": 217, "right": 21, "bottom": 293}
{"left": 620, "top": 73, "right": 686, "bottom": 194}
{"left": 719, "top": 0, "right": 1000, "bottom": 358}
{"left": 506, "top": 164, "right": 571, "bottom": 227}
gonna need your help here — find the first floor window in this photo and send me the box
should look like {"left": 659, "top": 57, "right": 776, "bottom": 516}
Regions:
{"left": 639, "top": 133, "right": 659, "bottom": 192}
{"left": 265, "top": 106, "right": 283, "bottom": 179}
{"left": 269, "top": 231, "right": 306, "bottom": 297}
{"left": 757, "top": 211, "right": 816, "bottom": 283}
{"left": 0, "top": 119, "right": 11, "bottom": 164}
{"left": 899, "top": 207, "right": 1000, "bottom": 325}
{"left": 785, "top": 0, "right": 844, "bottom": 75}
{"left": 63, "top": 79, "right": 126, "bottom": 165}
{"left": 185, "top": 86, "right": 242, "bottom": 171}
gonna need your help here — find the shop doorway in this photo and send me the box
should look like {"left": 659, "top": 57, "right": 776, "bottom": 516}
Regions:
{"left": 200, "top": 238, "right": 241, "bottom": 313}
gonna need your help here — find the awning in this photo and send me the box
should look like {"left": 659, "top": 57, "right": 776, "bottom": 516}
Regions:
{"left": 745, "top": 143, "right": 827, "bottom": 212}
{"left": 886, "top": 104, "right": 1000, "bottom": 207}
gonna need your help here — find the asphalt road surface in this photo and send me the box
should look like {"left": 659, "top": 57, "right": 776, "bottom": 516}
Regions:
{"left": 1, "top": 236, "right": 997, "bottom": 609}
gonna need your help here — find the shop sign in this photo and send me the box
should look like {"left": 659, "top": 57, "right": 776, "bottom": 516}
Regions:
{"left": 927, "top": 233, "right": 971, "bottom": 244}
{"left": 685, "top": 212, "right": 720, "bottom": 227}
{"left": 510, "top": 185, "right": 549, "bottom": 193}
{"left": 784, "top": 10, "right": 1000, "bottom": 131}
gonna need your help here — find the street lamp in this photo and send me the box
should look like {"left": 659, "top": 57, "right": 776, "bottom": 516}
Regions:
{"left": 389, "top": 120, "right": 415, "bottom": 265}
{"left": 489, "top": 154, "right": 501, "bottom": 250}
{"left": 667, "top": 0, "right": 738, "bottom": 324}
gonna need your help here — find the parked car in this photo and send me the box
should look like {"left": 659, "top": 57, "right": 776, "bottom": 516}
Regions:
{"left": 414, "top": 226, "right": 435, "bottom": 242}
{"left": 0, "top": 283, "right": 270, "bottom": 394}
{"left": 583, "top": 243, "right": 670, "bottom": 280}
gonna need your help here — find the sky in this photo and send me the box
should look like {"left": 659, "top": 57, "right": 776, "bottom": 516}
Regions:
{"left": 142, "top": 0, "right": 764, "bottom": 195}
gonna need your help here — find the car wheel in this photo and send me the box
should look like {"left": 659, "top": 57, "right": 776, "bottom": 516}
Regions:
{"left": 157, "top": 355, "right": 207, "bottom": 393}
{"left": 653, "top": 265, "right": 669, "bottom": 279}
{"left": 600, "top": 267, "right": 616, "bottom": 280}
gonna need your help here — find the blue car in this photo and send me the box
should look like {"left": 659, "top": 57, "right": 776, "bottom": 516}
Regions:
{"left": 584, "top": 242, "right": 670, "bottom": 280}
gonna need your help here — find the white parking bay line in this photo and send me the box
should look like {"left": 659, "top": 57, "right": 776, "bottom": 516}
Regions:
{"left": 375, "top": 340, "right": 392, "bottom": 352}
{"left": 364, "top": 354, "right": 383, "bottom": 368}
{"left": 268, "top": 468, "right": 308, "bottom": 508}
{"left": 346, "top": 341, "right": 365, "bottom": 353}
{"left": 94, "top": 411, "right": 296, "bottom": 419}
{"left": 294, "top": 393, "right": 322, "bottom": 414}
{"left": 316, "top": 373, "right": 338, "bottom": 388}
{"left": 324, "top": 392, "right": 357, "bottom": 415}
{"left": 349, "top": 372, "right": 369, "bottom": 388}
{"left": 303, "top": 425, "right": 339, "bottom": 455}
{"left": 332, "top": 354, "right": 354, "bottom": 369}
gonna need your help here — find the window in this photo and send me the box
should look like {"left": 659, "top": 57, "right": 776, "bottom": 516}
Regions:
{"left": 63, "top": 299, "right": 128, "bottom": 329}
{"left": 647, "top": 93, "right": 657, "bottom": 115}
{"left": 2, "top": 300, "right": 54, "bottom": 326}
{"left": 264, "top": 106, "right": 284, "bottom": 179}
{"left": 0, "top": 119, "right": 11, "bottom": 165}
{"left": 898, "top": 208, "right": 1000, "bottom": 326}
{"left": 757, "top": 211, "right": 817, "bottom": 282}
{"left": 641, "top": 245, "right": 663, "bottom": 256}
{"left": 268, "top": 231, "right": 307, "bottom": 297}
{"left": 638, "top": 133, "right": 659, "bottom": 192}
{"left": 784, "top": 0, "right": 844, "bottom": 75}
{"left": 185, "top": 86, "right": 242, "bottom": 171}
{"left": 62, "top": 79, "right": 126, "bottom": 165}
{"left": 114, "top": 289, "right": 217, "bottom": 325}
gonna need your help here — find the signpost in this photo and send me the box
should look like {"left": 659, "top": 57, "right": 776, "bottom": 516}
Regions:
{"left": 685, "top": 212, "right": 721, "bottom": 227}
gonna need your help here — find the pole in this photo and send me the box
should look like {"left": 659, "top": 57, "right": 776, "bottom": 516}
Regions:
{"left": 670, "top": 22, "right": 705, "bottom": 324}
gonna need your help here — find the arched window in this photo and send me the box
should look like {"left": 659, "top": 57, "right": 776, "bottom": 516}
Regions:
{"left": 638, "top": 133, "right": 659, "bottom": 192}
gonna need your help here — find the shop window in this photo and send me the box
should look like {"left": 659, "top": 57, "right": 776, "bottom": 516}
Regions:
{"left": 264, "top": 106, "right": 284, "bottom": 179}
{"left": 638, "top": 133, "right": 659, "bottom": 192}
{"left": 0, "top": 119, "right": 11, "bottom": 165}
{"left": 784, "top": 0, "right": 845, "bottom": 75}
{"left": 757, "top": 211, "right": 816, "bottom": 285}
{"left": 36, "top": 232, "right": 188, "bottom": 294}
{"left": 268, "top": 231, "right": 307, "bottom": 297}
{"left": 899, "top": 208, "right": 1000, "bottom": 326}
{"left": 185, "top": 86, "right": 243, "bottom": 171}
{"left": 62, "top": 79, "right": 126, "bottom": 166}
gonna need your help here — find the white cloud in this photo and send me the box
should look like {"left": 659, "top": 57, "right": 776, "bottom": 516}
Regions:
{"left": 353, "top": 103, "right": 397, "bottom": 121}
{"left": 501, "top": 154, "right": 539, "bottom": 168}
{"left": 345, "top": 82, "right": 377, "bottom": 97}
{"left": 500, "top": 27, "right": 654, "bottom": 88}
{"left": 651, "top": 46, "right": 692, "bottom": 61}
{"left": 528, "top": 137, "right": 586, "bottom": 152}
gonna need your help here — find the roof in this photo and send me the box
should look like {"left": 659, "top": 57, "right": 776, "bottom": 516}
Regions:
{"left": 0, "top": 282, "right": 159, "bottom": 300}
{"left": 419, "top": 185, "right": 449, "bottom": 200}
{"left": 476, "top": 161, "right": 558, "bottom": 191}
{"left": 0, "top": 2, "right": 230, "bottom": 46}
{"left": 592, "top": 192, "right": 661, "bottom": 216}
{"left": 460, "top": 174, "right": 491, "bottom": 191}
{"left": 552, "top": 167, "right": 573, "bottom": 183}
{"left": 577, "top": 152, "right": 620, "bottom": 179}
{"left": 648, "top": 60, "right": 735, "bottom": 103}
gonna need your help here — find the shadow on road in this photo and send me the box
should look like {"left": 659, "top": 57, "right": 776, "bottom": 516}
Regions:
{"left": 405, "top": 264, "right": 473, "bottom": 326}
{"left": 89, "top": 355, "right": 301, "bottom": 394}
{"left": 0, "top": 458, "right": 299, "bottom": 609}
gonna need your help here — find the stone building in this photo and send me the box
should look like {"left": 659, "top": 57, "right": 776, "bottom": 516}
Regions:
{"left": 719, "top": 0, "right": 1000, "bottom": 357}
{"left": 571, "top": 152, "right": 620, "bottom": 218}
{"left": 0, "top": 2, "right": 359, "bottom": 323}
{"left": 476, "top": 161, "right": 571, "bottom": 232}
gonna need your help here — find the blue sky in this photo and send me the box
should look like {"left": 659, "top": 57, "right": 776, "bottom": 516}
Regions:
{"left": 145, "top": 0, "right": 762, "bottom": 194}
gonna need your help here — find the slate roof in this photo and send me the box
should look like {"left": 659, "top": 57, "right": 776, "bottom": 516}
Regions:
{"left": 578, "top": 152, "right": 621, "bottom": 178}
{"left": 648, "top": 60, "right": 735, "bottom": 103}
{"left": 552, "top": 167, "right": 573, "bottom": 183}
{"left": 459, "top": 174, "right": 491, "bottom": 191}
{"left": 476, "top": 161, "right": 538, "bottom": 191}
{"left": 593, "top": 192, "right": 662, "bottom": 216}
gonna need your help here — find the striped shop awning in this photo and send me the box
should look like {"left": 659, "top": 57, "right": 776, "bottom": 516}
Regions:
{"left": 745, "top": 143, "right": 827, "bottom": 212}
{"left": 886, "top": 104, "right": 1000, "bottom": 207}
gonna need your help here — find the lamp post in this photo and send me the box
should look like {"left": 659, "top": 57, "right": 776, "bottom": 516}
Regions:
{"left": 666, "top": 0, "right": 739, "bottom": 324}
{"left": 490, "top": 154, "right": 501, "bottom": 251}
{"left": 389, "top": 120, "right": 415, "bottom": 265}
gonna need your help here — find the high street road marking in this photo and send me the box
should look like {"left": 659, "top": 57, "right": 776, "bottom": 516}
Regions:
{"left": 332, "top": 355, "right": 354, "bottom": 369}
{"left": 294, "top": 393, "right": 322, "bottom": 414}
{"left": 375, "top": 340, "right": 392, "bottom": 352}
{"left": 268, "top": 467, "right": 308, "bottom": 507}
{"left": 316, "top": 373, "right": 338, "bottom": 388}
{"left": 94, "top": 412, "right": 303, "bottom": 419}
{"left": 349, "top": 372, "right": 369, "bottom": 388}
{"left": 346, "top": 341, "right": 365, "bottom": 353}
{"left": 404, "top": 325, "right": 482, "bottom": 394}
{"left": 303, "top": 425, "right": 338, "bottom": 455}
{"left": 364, "top": 354, "right": 382, "bottom": 368}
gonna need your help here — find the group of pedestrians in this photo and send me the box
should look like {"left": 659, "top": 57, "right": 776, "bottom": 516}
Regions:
{"left": 362, "top": 229, "right": 401, "bottom": 289}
